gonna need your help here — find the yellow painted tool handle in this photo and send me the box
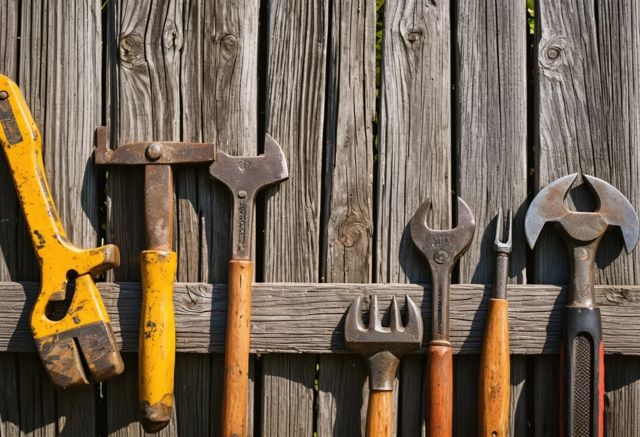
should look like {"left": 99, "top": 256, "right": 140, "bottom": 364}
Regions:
{"left": 366, "top": 390, "right": 394, "bottom": 437}
{"left": 478, "top": 298, "right": 510, "bottom": 437}
{"left": 139, "top": 250, "right": 177, "bottom": 433}
{"left": 222, "top": 259, "right": 253, "bottom": 437}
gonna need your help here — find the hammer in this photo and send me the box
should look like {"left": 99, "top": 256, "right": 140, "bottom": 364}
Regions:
{"left": 345, "top": 295, "right": 423, "bottom": 437}
{"left": 525, "top": 174, "right": 639, "bottom": 437}
{"left": 94, "top": 127, "right": 216, "bottom": 432}
{"left": 209, "top": 137, "right": 288, "bottom": 437}
{"left": 410, "top": 197, "right": 475, "bottom": 437}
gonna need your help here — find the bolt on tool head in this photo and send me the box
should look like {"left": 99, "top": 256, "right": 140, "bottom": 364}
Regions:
{"left": 209, "top": 135, "right": 288, "bottom": 260}
{"left": 409, "top": 197, "right": 475, "bottom": 340}
{"left": 345, "top": 295, "right": 422, "bottom": 390}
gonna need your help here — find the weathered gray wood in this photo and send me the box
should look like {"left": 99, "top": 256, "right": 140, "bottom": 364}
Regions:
{"left": 377, "top": 0, "right": 453, "bottom": 433}
{"left": 18, "top": 354, "right": 56, "bottom": 437}
{"left": 604, "top": 355, "right": 640, "bottom": 436}
{"left": 317, "top": 0, "right": 376, "bottom": 434}
{"left": 510, "top": 355, "right": 529, "bottom": 437}
{"left": 4, "top": 283, "right": 640, "bottom": 356}
{"left": 455, "top": 1, "right": 528, "bottom": 435}
{"left": 262, "top": 0, "right": 329, "bottom": 434}
{"left": 0, "top": 354, "right": 19, "bottom": 437}
{"left": 399, "top": 355, "right": 426, "bottom": 437}
{"left": 536, "top": 0, "right": 640, "bottom": 435}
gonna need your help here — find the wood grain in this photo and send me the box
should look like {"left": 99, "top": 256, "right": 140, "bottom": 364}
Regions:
{"left": 536, "top": 0, "right": 640, "bottom": 435}
{"left": 262, "top": 0, "right": 329, "bottom": 435}
{"left": 1, "top": 282, "right": 640, "bottom": 355}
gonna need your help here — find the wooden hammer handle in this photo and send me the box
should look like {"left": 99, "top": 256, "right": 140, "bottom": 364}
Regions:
{"left": 478, "top": 298, "right": 510, "bottom": 437}
{"left": 366, "top": 390, "right": 394, "bottom": 437}
{"left": 428, "top": 343, "right": 453, "bottom": 437}
{"left": 222, "top": 259, "right": 253, "bottom": 437}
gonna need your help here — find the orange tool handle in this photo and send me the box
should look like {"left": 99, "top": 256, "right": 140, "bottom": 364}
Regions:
{"left": 221, "top": 259, "right": 253, "bottom": 437}
{"left": 427, "top": 343, "right": 453, "bottom": 437}
{"left": 138, "top": 250, "right": 177, "bottom": 432}
{"left": 366, "top": 390, "right": 394, "bottom": 437}
{"left": 478, "top": 298, "right": 510, "bottom": 437}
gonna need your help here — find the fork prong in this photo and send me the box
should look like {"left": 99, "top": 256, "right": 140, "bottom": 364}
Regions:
{"left": 494, "top": 208, "right": 513, "bottom": 252}
{"left": 390, "top": 296, "right": 401, "bottom": 331}
{"left": 368, "top": 295, "right": 380, "bottom": 331}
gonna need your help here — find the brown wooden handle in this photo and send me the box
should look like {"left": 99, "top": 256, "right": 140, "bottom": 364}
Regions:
{"left": 428, "top": 343, "right": 453, "bottom": 437}
{"left": 366, "top": 390, "right": 394, "bottom": 437}
{"left": 221, "top": 259, "right": 253, "bottom": 437}
{"left": 478, "top": 298, "right": 510, "bottom": 437}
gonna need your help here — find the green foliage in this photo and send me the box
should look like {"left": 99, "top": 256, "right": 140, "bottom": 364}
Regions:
{"left": 527, "top": 0, "right": 535, "bottom": 35}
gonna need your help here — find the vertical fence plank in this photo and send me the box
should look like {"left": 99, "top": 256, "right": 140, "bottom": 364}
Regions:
{"left": 179, "top": 0, "right": 260, "bottom": 434}
{"left": 455, "top": 0, "right": 528, "bottom": 435}
{"left": 262, "top": 0, "right": 329, "bottom": 435}
{"left": 377, "top": 0, "right": 452, "bottom": 434}
{"left": 536, "top": 0, "right": 640, "bottom": 436}
{"left": 317, "top": 0, "right": 376, "bottom": 435}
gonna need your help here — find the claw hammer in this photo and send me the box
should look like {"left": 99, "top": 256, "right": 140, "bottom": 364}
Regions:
{"left": 525, "top": 174, "right": 639, "bottom": 437}
{"left": 410, "top": 197, "right": 475, "bottom": 437}
{"left": 94, "top": 127, "right": 215, "bottom": 432}
{"left": 209, "top": 137, "right": 288, "bottom": 437}
{"left": 0, "top": 75, "right": 123, "bottom": 388}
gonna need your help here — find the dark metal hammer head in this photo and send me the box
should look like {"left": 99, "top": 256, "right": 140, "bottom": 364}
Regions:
{"left": 525, "top": 173, "right": 639, "bottom": 251}
{"left": 209, "top": 135, "right": 288, "bottom": 201}
{"left": 410, "top": 197, "right": 476, "bottom": 273}
{"left": 345, "top": 295, "right": 422, "bottom": 390}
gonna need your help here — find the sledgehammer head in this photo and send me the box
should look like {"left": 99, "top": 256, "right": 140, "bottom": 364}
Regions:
{"left": 525, "top": 173, "right": 639, "bottom": 251}
{"left": 209, "top": 134, "right": 288, "bottom": 200}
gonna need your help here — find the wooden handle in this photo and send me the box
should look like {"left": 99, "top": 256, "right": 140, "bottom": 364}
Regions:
{"left": 478, "top": 298, "right": 510, "bottom": 437}
{"left": 366, "top": 390, "right": 394, "bottom": 437}
{"left": 138, "top": 250, "right": 177, "bottom": 432}
{"left": 221, "top": 259, "right": 253, "bottom": 437}
{"left": 427, "top": 343, "right": 453, "bottom": 437}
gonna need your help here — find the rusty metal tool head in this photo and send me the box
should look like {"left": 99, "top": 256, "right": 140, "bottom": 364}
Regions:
{"left": 525, "top": 173, "right": 639, "bottom": 306}
{"left": 345, "top": 295, "right": 422, "bottom": 390}
{"left": 525, "top": 173, "right": 639, "bottom": 437}
{"left": 493, "top": 208, "right": 512, "bottom": 299}
{"left": 0, "top": 75, "right": 123, "bottom": 389}
{"left": 409, "top": 197, "right": 475, "bottom": 342}
{"left": 95, "top": 126, "right": 216, "bottom": 432}
{"left": 209, "top": 135, "right": 289, "bottom": 260}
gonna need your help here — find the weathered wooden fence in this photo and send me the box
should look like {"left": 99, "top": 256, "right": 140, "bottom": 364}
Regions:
{"left": 1, "top": 0, "right": 640, "bottom": 435}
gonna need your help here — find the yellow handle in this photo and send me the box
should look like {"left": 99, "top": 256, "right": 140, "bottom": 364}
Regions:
{"left": 478, "top": 298, "right": 510, "bottom": 437}
{"left": 139, "top": 250, "right": 177, "bottom": 432}
{"left": 222, "top": 259, "right": 253, "bottom": 437}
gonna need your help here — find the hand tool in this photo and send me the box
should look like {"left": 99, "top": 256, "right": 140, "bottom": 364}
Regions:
{"left": 345, "top": 295, "right": 423, "bottom": 437}
{"left": 410, "top": 197, "right": 475, "bottom": 437}
{"left": 525, "top": 173, "right": 639, "bottom": 437}
{"left": 0, "top": 75, "right": 123, "bottom": 388}
{"left": 210, "top": 137, "right": 288, "bottom": 437}
{"left": 94, "top": 127, "right": 216, "bottom": 432}
{"left": 478, "top": 209, "right": 512, "bottom": 437}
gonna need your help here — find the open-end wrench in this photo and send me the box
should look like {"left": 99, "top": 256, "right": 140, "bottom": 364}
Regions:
{"left": 94, "top": 127, "right": 216, "bottom": 432}
{"left": 410, "top": 197, "right": 475, "bottom": 437}
{"left": 0, "top": 75, "right": 123, "bottom": 388}
{"left": 525, "top": 174, "right": 639, "bottom": 437}
{"left": 210, "top": 138, "right": 288, "bottom": 437}
{"left": 345, "top": 295, "right": 423, "bottom": 437}
{"left": 479, "top": 209, "right": 512, "bottom": 437}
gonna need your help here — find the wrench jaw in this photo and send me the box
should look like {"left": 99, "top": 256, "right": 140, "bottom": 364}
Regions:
{"left": 345, "top": 296, "right": 423, "bottom": 391}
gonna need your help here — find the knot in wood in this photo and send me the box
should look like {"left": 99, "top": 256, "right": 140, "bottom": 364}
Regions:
{"left": 119, "top": 33, "right": 144, "bottom": 68}
{"left": 220, "top": 34, "right": 238, "bottom": 58}
{"left": 539, "top": 37, "right": 567, "bottom": 72}
{"left": 163, "top": 23, "right": 182, "bottom": 50}
{"left": 338, "top": 210, "right": 371, "bottom": 248}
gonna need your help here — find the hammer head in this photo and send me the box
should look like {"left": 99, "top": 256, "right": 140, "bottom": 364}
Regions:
{"left": 410, "top": 197, "right": 476, "bottom": 271}
{"left": 525, "top": 173, "right": 639, "bottom": 251}
{"left": 209, "top": 134, "right": 289, "bottom": 199}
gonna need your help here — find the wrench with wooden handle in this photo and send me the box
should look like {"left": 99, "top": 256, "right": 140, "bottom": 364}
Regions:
{"left": 209, "top": 138, "right": 288, "bottom": 437}
{"left": 478, "top": 209, "right": 512, "bottom": 437}
{"left": 0, "top": 75, "right": 123, "bottom": 388}
{"left": 410, "top": 197, "right": 475, "bottom": 437}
